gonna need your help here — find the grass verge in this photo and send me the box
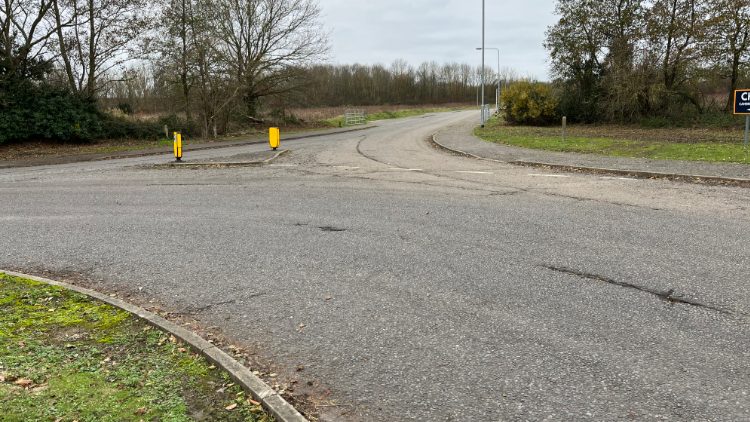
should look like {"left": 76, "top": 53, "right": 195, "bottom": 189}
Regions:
{"left": 0, "top": 125, "right": 330, "bottom": 162}
{"left": 325, "top": 106, "right": 472, "bottom": 127}
{"left": 0, "top": 274, "right": 275, "bottom": 422}
{"left": 475, "top": 116, "right": 750, "bottom": 164}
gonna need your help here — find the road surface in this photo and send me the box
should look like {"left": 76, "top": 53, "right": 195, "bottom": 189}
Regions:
{"left": 1, "top": 110, "right": 749, "bottom": 421}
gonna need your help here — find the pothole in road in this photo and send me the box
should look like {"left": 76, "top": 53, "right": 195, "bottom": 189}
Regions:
{"left": 544, "top": 265, "right": 731, "bottom": 315}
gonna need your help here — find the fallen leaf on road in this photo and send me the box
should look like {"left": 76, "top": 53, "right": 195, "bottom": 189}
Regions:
{"left": 225, "top": 403, "right": 237, "bottom": 410}
{"left": 208, "top": 365, "right": 216, "bottom": 369}
{"left": 296, "top": 366, "right": 304, "bottom": 371}
{"left": 248, "top": 399, "right": 260, "bottom": 405}
{"left": 48, "top": 309, "right": 55, "bottom": 312}
{"left": 269, "top": 373, "right": 277, "bottom": 377}
{"left": 298, "top": 324, "right": 306, "bottom": 328}
{"left": 325, "top": 296, "right": 331, "bottom": 300}
{"left": 177, "top": 348, "right": 186, "bottom": 352}
{"left": 55, "top": 418, "right": 63, "bottom": 422}
{"left": 142, "top": 326, "right": 152, "bottom": 331}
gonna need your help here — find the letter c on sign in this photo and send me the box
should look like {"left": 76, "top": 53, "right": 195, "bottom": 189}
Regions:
{"left": 743, "top": 92, "right": 749, "bottom": 101}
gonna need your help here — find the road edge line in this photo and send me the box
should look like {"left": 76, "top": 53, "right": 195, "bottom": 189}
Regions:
{"left": 0, "top": 269, "right": 309, "bottom": 422}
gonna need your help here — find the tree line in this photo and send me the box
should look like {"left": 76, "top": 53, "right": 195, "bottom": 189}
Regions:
{"left": 296, "top": 61, "right": 516, "bottom": 107}
{"left": 1, "top": 0, "right": 519, "bottom": 143}
{"left": 1, "top": 0, "right": 329, "bottom": 142}
{"left": 106, "top": 60, "right": 515, "bottom": 136}
{"left": 545, "top": 0, "right": 750, "bottom": 124}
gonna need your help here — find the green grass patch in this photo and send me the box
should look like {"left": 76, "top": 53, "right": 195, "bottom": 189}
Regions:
{"left": 325, "top": 106, "right": 471, "bottom": 127}
{"left": 94, "top": 140, "right": 174, "bottom": 154}
{"left": 0, "top": 274, "right": 274, "bottom": 422}
{"left": 475, "top": 117, "right": 750, "bottom": 164}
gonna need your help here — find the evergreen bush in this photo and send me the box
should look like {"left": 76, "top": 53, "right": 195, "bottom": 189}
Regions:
{"left": 0, "top": 81, "right": 102, "bottom": 144}
{"left": 500, "top": 81, "right": 559, "bottom": 125}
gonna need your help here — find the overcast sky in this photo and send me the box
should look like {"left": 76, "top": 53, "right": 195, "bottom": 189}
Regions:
{"left": 318, "top": 0, "right": 560, "bottom": 80}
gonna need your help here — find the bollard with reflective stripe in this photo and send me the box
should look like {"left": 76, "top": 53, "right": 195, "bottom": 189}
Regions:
{"left": 269, "top": 127, "right": 280, "bottom": 150}
{"left": 173, "top": 132, "right": 182, "bottom": 162}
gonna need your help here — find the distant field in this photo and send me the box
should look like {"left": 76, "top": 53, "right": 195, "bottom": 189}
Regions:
{"left": 0, "top": 103, "right": 476, "bottom": 162}
{"left": 289, "top": 103, "right": 475, "bottom": 122}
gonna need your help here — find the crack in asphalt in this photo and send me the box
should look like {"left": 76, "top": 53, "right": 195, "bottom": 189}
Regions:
{"left": 540, "top": 191, "right": 662, "bottom": 211}
{"left": 294, "top": 223, "right": 347, "bottom": 232}
{"left": 318, "top": 226, "right": 346, "bottom": 232}
{"left": 544, "top": 266, "right": 732, "bottom": 315}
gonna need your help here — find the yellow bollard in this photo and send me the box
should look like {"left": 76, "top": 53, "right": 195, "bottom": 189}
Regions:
{"left": 269, "top": 127, "right": 280, "bottom": 150}
{"left": 173, "top": 132, "right": 182, "bottom": 161}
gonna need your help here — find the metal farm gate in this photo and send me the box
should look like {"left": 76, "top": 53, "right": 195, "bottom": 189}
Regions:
{"left": 345, "top": 109, "right": 366, "bottom": 126}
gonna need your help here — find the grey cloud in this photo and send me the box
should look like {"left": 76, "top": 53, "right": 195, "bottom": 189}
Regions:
{"left": 318, "top": 0, "right": 558, "bottom": 79}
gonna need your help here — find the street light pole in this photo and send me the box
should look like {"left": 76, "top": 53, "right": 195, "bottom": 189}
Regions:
{"left": 478, "top": 47, "right": 500, "bottom": 115}
{"left": 481, "top": 0, "right": 485, "bottom": 128}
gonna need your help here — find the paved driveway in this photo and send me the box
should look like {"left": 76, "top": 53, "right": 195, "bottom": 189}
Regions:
{"left": 1, "top": 111, "right": 749, "bottom": 421}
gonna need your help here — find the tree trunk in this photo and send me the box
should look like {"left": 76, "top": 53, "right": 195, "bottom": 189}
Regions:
{"left": 52, "top": 0, "right": 78, "bottom": 92}
{"left": 180, "top": 0, "right": 192, "bottom": 121}
{"left": 87, "top": 0, "right": 96, "bottom": 98}
{"left": 727, "top": 52, "right": 741, "bottom": 112}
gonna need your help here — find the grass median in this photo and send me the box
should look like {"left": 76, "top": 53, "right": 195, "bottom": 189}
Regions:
{"left": 0, "top": 274, "right": 274, "bottom": 422}
{"left": 475, "top": 116, "right": 750, "bottom": 164}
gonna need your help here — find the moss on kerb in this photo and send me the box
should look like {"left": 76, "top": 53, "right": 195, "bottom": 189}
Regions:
{"left": 0, "top": 273, "right": 275, "bottom": 421}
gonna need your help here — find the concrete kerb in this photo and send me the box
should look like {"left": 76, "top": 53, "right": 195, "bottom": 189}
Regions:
{"left": 430, "top": 134, "right": 750, "bottom": 185}
{"left": 509, "top": 160, "right": 750, "bottom": 183}
{"left": 0, "top": 269, "right": 308, "bottom": 422}
{"left": 168, "top": 149, "right": 291, "bottom": 167}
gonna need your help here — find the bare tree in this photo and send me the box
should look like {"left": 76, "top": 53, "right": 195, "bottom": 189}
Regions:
{"left": 53, "top": 0, "right": 153, "bottom": 98}
{"left": 1, "top": 0, "right": 67, "bottom": 79}
{"left": 212, "top": 0, "right": 329, "bottom": 117}
{"left": 647, "top": 0, "right": 706, "bottom": 93}
{"left": 156, "top": 0, "right": 203, "bottom": 120}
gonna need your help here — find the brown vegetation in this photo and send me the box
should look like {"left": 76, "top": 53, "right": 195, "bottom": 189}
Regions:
{"left": 288, "top": 103, "right": 476, "bottom": 122}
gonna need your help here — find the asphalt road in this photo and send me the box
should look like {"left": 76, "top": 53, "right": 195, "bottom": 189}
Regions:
{"left": 2, "top": 111, "right": 750, "bottom": 421}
